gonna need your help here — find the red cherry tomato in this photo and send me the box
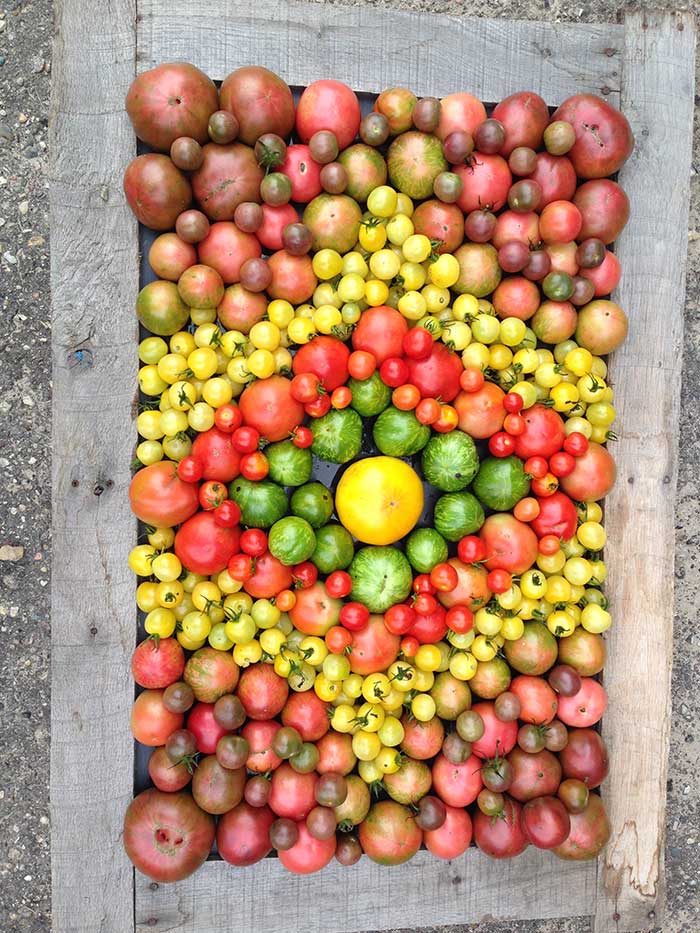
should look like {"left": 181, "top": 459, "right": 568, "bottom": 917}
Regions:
{"left": 413, "top": 592, "right": 438, "bottom": 616}
{"left": 177, "top": 455, "right": 204, "bottom": 483}
{"left": 291, "top": 425, "right": 313, "bottom": 449}
{"left": 240, "top": 450, "right": 269, "bottom": 481}
{"left": 433, "top": 404, "right": 459, "bottom": 434}
{"left": 347, "top": 350, "right": 376, "bottom": 380}
{"left": 199, "top": 480, "right": 228, "bottom": 510}
{"left": 214, "top": 500, "right": 241, "bottom": 528}
{"left": 402, "top": 328, "right": 433, "bottom": 360}
{"left": 340, "top": 602, "right": 370, "bottom": 632}
{"left": 240, "top": 528, "right": 268, "bottom": 557}
{"left": 305, "top": 394, "right": 332, "bottom": 418}
{"left": 486, "top": 568, "right": 512, "bottom": 594}
{"left": 325, "top": 626, "right": 353, "bottom": 654}
{"left": 549, "top": 451, "right": 576, "bottom": 478}
{"left": 290, "top": 372, "right": 322, "bottom": 404}
{"left": 503, "top": 413, "right": 525, "bottom": 435}
{"left": 445, "top": 605, "right": 474, "bottom": 634}
{"left": 384, "top": 603, "right": 416, "bottom": 635}
{"left": 563, "top": 432, "right": 589, "bottom": 458}
{"left": 489, "top": 431, "right": 517, "bottom": 457}
{"left": 392, "top": 384, "right": 421, "bottom": 411}
{"left": 292, "top": 562, "right": 318, "bottom": 589}
{"left": 430, "top": 562, "right": 459, "bottom": 593}
{"left": 325, "top": 571, "right": 352, "bottom": 599}
{"left": 228, "top": 553, "right": 256, "bottom": 582}
{"left": 524, "top": 456, "right": 548, "bottom": 479}
{"left": 457, "top": 535, "right": 487, "bottom": 564}
{"left": 531, "top": 472, "right": 559, "bottom": 497}
{"left": 214, "top": 404, "right": 243, "bottom": 434}
{"left": 232, "top": 426, "right": 260, "bottom": 454}
{"left": 331, "top": 386, "right": 352, "bottom": 409}
{"left": 415, "top": 397, "right": 441, "bottom": 425}
{"left": 412, "top": 574, "right": 436, "bottom": 595}
{"left": 460, "top": 368, "right": 485, "bottom": 393}
{"left": 379, "top": 357, "right": 410, "bottom": 388}
{"left": 400, "top": 636, "right": 419, "bottom": 658}
{"left": 538, "top": 534, "right": 561, "bottom": 555}
{"left": 513, "top": 497, "right": 540, "bottom": 522}
{"left": 503, "top": 392, "right": 524, "bottom": 413}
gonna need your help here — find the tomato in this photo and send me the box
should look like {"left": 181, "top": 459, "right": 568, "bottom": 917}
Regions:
{"left": 456, "top": 154, "right": 512, "bottom": 213}
{"left": 445, "top": 605, "right": 474, "bottom": 634}
{"left": 539, "top": 200, "right": 583, "bottom": 244}
{"left": 276, "top": 143, "right": 322, "bottom": 202}
{"left": 510, "top": 675, "right": 558, "bottom": 724}
{"left": 359, "top": 801, "right": 422, "bottom": 865}
{"left": 437, "top": 558, "right": 491, "bottom": 612}
{"left": 531, "top": 473, "right": 559, "bottom": 498}
{"left": 564, "top": 432, "right": 589, "bottom": 458}
{"left": 184, "top": 647, "right": 239, "bottom": 704}
{"left": 379, "top": 357, "right": 409, "bottom": 388}
{"left": 430, "top": 562, "right": 459, "bottom": 592}
{"left": 189, "top": 428, "right": 240, "bottom": 482}
{"left": 560, "top": 442, "right": 616, "bottom": 502}
{"left": 423, "top": 805, "right": 472, "bottom": 859}
{"left": 552, "top": 793, "right": 610, "bottom": 860}
{"left": 231, "top": 426, "right": 260, "bottom": 454}
{"left": 513, "top": 404, "right": 566, "bottom": 460}
{"left": 558, "top": 728, "right": 609, "bottom": 788}
{"left": 522, "top": 796, "right": 571, "bottom": 849}
{"left": 188, "top": 702, "right": 230, "bottom": 754}
{"left": 325, "top": 570, "right": 352, "bottom": 599}
{"left": 178, "top": 456, "right": 203, "bottom": 483}
{"left": 480, "top": 513, "right": 539, "bottom": 575}
{"left": 553, "top": 93, "right": 634, "bottom": 178}
{"left": 411, "top": 199, "right": 465, "bottom": 254}
{"left": 217, "top": 801, "right": 275, "bottom": 866}
{"left": 268, "top": 763, "right": 318, "bottom": 820}
{"left": 352, "top": 305, "right": 408, "bottom": 364}
{"left": 267, "top": 250, "right": 317, "bottom": 304}
{"left": 131, "top": 637, "right": 185, "bottom": 689}
{"left": 325, "top": 625, "right": 353, "bottom": 654}
{"left": 436, "top": 92, "right": 487, "bottom": 141}
{"left": 217, "top": 283, "right": 268, "bottom": 333}
{"left": 432, "top": 752, "right": 483, "bottom": 806}
{"left": 400, "top": 715, "right": 445, "bottom": 760}
{"left": 292, "top": 561, "right": 318, "bottom": 589}
{"left": 489, "top": 432, "right": 517, "bottom": 458}
{"left": 348, "top": 615, "right": 401, "bottom": 675}
{"left": 240, "top": 451, "right": 269, "bottom": 481}
{"left": 296, "top": 80, "right": 361, "bottom": 150}
{"left": 384, "top": 603, "right": 416, "bottom": 634}
{"left": 404, "top": 342, "right": 463, "bottom": 403}
{"left": 410, "top": 606, "right": 448, "bottom": 645}
{"left": 278, "top": 821, "right": 336, "bottom": 873}
{"left": 241, "top": 719, "right": 283, "bottom": 773}
{"left": 473, "top": 796, "right": 528, "bottom": 858}
{"left": 292, "top": 335, "right": 350, "bottom": 391}
{"left": 471, "top": 701, "right": 518, "bottom": 758}
{"left": 413, "top": 592, "right": 438, "bottom": 615}
{"left": 549, "top": 451, "right": 576, "bottom": 478}
{"left": 239, "top": 528, "right": 268, "bottom": 557}
{"left": 198, "top": 221, "right": 262, "bottom": 284}
{"left": 129, "top": 461, "right": 199, "bottom": 526}
{"left": 340, "top": 602, "right": 371, "bottom": 632}
{"left": 530, "top": 491, "right": 578, "bottom": 540}
{"left": 288, "top": 581, "right": 342, "bottom": 636}
{"left": 486, "top": 568, "right": 512, "bottom": 594}
{"left": 556, "top": 678, "right": 607, "bottom": 727}
{"left": 454, "top": 383, "right": 506, "bottom": 439}
{"left": 530, "top": 153, "right": 577, "bottom": 207}
{"left": 192, "top": 755, "right": 246, "bottom": 815}
{"left": 457, "top": 535, "right": 486, "bottom": 564}
{"left": 237, "top": 663, "right": 289, "bottom": 720}
{"left": 492, "top": 276, "right": 540, "bottom": 321}
{"left": 316, "top": 732, "right": 356, "bottom": 776}
{"left": 504, "top": 621, "right": 558, "bottom": 676}
{"left": 348, "top": 350, "right": 377, "bottom": 380}
{"left": 147, "top": 747, "right": 192, "bottom": 792}
{"left": 131, "top": 690, "right": 183, "bottom": 747}
{"left": 238, "top": 375, "right": 305, "bottom": 442}
{"left": 123, "top": 788, "right": 215, "bottom": 882}
{"left": 198, "top": 481, "right": 227, "bottom": 511}
{"left": 491, "top": 91, "right": 549, "bottom": 155}
{"left": 574, "top": 179, "right": 630, "bottom": 245}
{"left": 282, "top": 692, "right": 330, "bottom": 742}
{"left": 292, "top": 425, "right": 313, "bottom": 449}
{"left": 175, "top": 511, "right": 240, "bottom": 576}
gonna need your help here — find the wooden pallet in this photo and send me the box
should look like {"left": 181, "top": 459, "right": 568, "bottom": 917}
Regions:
{"left": 50, "top": 2, "right": 695, "bottom": 931}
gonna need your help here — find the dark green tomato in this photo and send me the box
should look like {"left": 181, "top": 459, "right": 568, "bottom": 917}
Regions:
{"left": 208, "top": 110, "right": 239, "bottom": 145}
{"left": 162, "top": 681, "right": 194, "bottom": 714}
{"left": 477, "top": 788, "right": 504, "bottom": 817}
{"left": 373, "top": 407, "right": 430, "bottom": 457}
{"left": 254, "top": 133, "right": 287, "bottom": 170}
{"left": 542, "top": 270, "right": 575, "bottom": 301}
{"left": 315, "top": 772, "right": 349, "bottom": 808}
{"left": 558, "top": 779, "right": 590, "bottom": 814}
{"left": 360, "top": 112, "right": 390, "bottom": 147}
{"left": 216, "top": 734, "right": 250, "bottom": 771}
{"left": 260, "top": 172, "right": 292, "bottom": 206}
{"left": 456, "top": 709, "right": 485, "bottom": 743}
{"left": 271, "top": 726, "right": 303, "bottom": 760}
{"left": 442, "top": 732, "right": 472, "bottom": 764}
{"left": 213, "top": 694, "right": 246, "bottom": 730}
{"left": 165, "top": 729, "right": 197, "bottom": 763}
{"left": 481, "top": 757, "right": 513, "bottom": 793}
{"left": 405, "top": 528, "right": 448, "bottom": 574}
{"left": 289, "top": 742, "right": 320, "bottom": 773}
{"left": 311, "top": 523, "right": 355, "bottom": 574}
{"left": 433, "top": 171, "right": 463, "bottom": 204}
{"left": 348, "top": 371, "right": 391, "bottom": 417}
{"left": 472, "top": 456, "right": 530, "bottom": 512}
{"left": 228, "top": 477, "right": 288, "bottom": 528}
{"left": 290, "top": 481, "right": 334, "bottom": 529}
{"left": 265, "top": 439, "right": 313, "bottom": 487}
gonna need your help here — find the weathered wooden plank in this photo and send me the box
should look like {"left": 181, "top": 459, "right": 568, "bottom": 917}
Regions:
{"left": 135, "top": 849, "right": 595, "bottom": 932}
{"left": 137, "top": 0, "right": 622, "bottom": 105}
{"left": 50, "top": 0, "right": 139, "bottom": 930}
{"left": 594, "top": 11, "right": 696, "bottom": 933}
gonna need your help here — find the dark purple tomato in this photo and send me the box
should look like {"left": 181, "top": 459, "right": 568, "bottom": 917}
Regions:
{"left": 176, "top": 209, "right": 210, "bottom": 243}
{"left": 433, "top": 171, "right": 463, "bottom": 203}
{"left": 282, "top": 222, "right": 314, "bottom": 256}
{"left": 270, "top": 817, "right": 299, "bottom": 851}
{"left": 508, "top": 179, "right": 542, "bottom": 213}
{"left": 443, "top": 131, "right": 474, "bottom": 165}
{"left": 309, "top": 130, "right": 339, "bottom": 164}
{"left": 163, "top": 681, "right": 194, "bottom": 714}
{"left": 254, "top": 132, "right": 287, "bottom": 170}
{"left": 547, "top": 664, "right": 582, "bottom": 698}
{"left": 464, "top": 209, "right": 497, "bottom": 243}
{"left": 306, "top": 805, "right": 337, "bottom": 840}
{"left": 413, "top": 98, "right": 441, "bottom": 133}
{"left": 335, "top": 833, "right": 363, "bottom": 865}
{"left": 208, "top": 110, "right": 239, "bottom": 145}
{"left": 415, "top": 795, "right": 447, "bottom": 831}
{"left": 171, "top": 137, "right": 204, "bottom": 171}
{"left": 213, "top": 694, "right": 246, "bottom": 730}
{"left": 508, "top": 146, "right": 537, "bottom": 176}
{"left": 260, "top": 172, "right": 292, "bottom": 206}
{"left": 498, "top": 241, "right": 531, "bottom": 273}
{"left": 234, "top": 201, "right": 264, "bottom": 233}
{"left": 523, "top": 249, "right": 551, "bottom": 282}
{"left": 475, "top": 118, "right": 506, "bottom": 154}
{"left": 244, "top": 775, "right": 272, "bottom": 808}
{"left": 494, "top": 691, "right": 522, "bottom": 722}
{"left": 320, "top": 162, "right": 348, "bottom": 194}
{"left": 360, "top": 112, "right": 390, "bottom": 147}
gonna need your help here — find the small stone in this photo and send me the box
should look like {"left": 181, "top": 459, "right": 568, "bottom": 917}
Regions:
{"left": 28, "top": 235, "right": 44, "bottom": 247}
{"left": 3, "top": 252, "right": 17, "bottom": 264}
{"left": 0, "top": 56, "right": 6, "bottom": 66}
{"left": 0, "top": 123, "right": 12, "bottom": 140}
{"left": 24, "top": 146, "right": 39, "bottom": 158}
{"left": 22, "top": 395, "right": 34, "bottom": 407}
{"left": 0, "top": 546, "right": 24, "bottom": 562}
{"left": 18, "top": 113, "right": 28, "bottom": 124}
{"left": 18, "top": 201, "right": 28, "bottom": 215}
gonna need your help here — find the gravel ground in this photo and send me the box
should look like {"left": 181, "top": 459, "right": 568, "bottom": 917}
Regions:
{"left": 0, "top": 0, "right": 697, "bottom": 930}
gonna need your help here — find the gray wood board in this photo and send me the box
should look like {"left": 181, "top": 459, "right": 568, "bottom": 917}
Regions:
{"left": 50, "top": 0, "right": 138, "bottom": 930}
{"left": 137, "top": 0, "right": 622, "bottom": 105}
{"left": 135, "top": 849, "right": 595, "bottom": 932}
{"left": 594, "top": 10, "right": 696, "bottom": 933}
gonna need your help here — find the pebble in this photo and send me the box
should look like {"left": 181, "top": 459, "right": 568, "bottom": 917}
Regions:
{"left": 18, "top": 112, "right": 27, "bottom": 124}
{"left": 3, "top": 251, "right": 17, "bottom": 264}
{"left": 18, "top": 200, "right": 28, "bottom": 215}
{"left": 0, "top": 546, "right": 24, "bottom": 562}
{"left": 0, "top": 123, "right": 12, "bottom": 140}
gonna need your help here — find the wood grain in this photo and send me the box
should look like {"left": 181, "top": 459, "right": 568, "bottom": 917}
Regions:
{"left": 50, "top": 0, "right": 138, "bottom": 930}
{"left": 137, "top": 0, "right": 623, "bottom": 105}
{"left": 594, "top": 10, "right": 696, "bottom": 933}
{"left": 135, "top": 849, "right": 595, "bottom": 932}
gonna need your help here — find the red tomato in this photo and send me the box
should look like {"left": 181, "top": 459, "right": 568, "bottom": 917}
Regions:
{"left": 291, "top": 425, "right": 313, "bottom": 448}
{"left": 524, "top": 455, "right": 548, "bottom": 478}
{"left": 539, "top": 200, "right": 583, "bottom": 244}
{"left": 267, "top": 249, "right": 317, "bottom": 304}
{"left": 331, "top": 386, "right": 352, "bottom": 409}
{"left": 198, "top": 221, "right": 261, "bottom": 284}
{"left": 530, "top": 153, "right": 577, "bottom": 207}
{"left": 400, "top": 715, "right": 444, "bottom": 759}
{"left": 423, "top": 805, "right": 473, "bottom": 859}
{"left": 325, "top": 570, "right": 352, "bottom": 598}
{"left": 489, "top": 431, "right": 517, "bottom": 458}
{"left": 384, "top": 603, "right": 416, "bottom": 635}
{"left": 291, "top": 561, "right": 318, "bottom": 588}
{"left": 238, "top": 375, "right": 305, "bottom": 442}
{"left": 563, "top": 432, "right": 589, "bottom": 458}
{"left": 507, "top": 747, "right": 562, "bottom": 802}
{"left": 278, "top": 144, "right": 322, "bottom": 202}
{"left": 549, "top": 451, "right": 576, "bottom": 478}
{"left": 214, "top": 499, "right": 240, "bottom": 527}
{"left": 580, "top": 249, "right": 621, "bottom": 296}
{"left": 456, "top": 154, "right": 512, "bottom": 213}
{"left": 305, "top": 394, "right": 331, "bottom": 418}
{"left": 131, "top": 638, "right": 185, "bottom": 689}
{"left": 530, "top": 491, "right": 578, "bottom": 540}
{"left": 486, "top": 568, "right": 512, "bottom": 594}
{"left": 558, "top": 728, "right": 609, "bottom": 789}
{"left": 147, "top": 747, "right": 192, "bottom": 793}
{"left": 492, "top": 276, "right": 541, "bottom": 321}
{"left": 454, "top": 383, "right": 506, "bottom": 439}
{"left": 480, "top": 513, "right": 539, "bottom": 574}
{"left": 556, "top": 678, "right": 607, "bottom": 727}
{"left": 405, "top": 342, "right": 463, "bottom": 403}
{"left": 400, "top": 635, "right": 419, "bottom": 658}
{"left": 281, "top": 691, "right": 330, "bottom": 741}
{"left": 392, "top": 384, "right": 421, "bottom": 411}
{"left": 316, "top": 732, "right": 356, "bottom": 775}
{"left": 473, "top": 796, "right": 528, "bottom": 858}
{"left": 289, "top": 581, "right": 342, "bottom": 636}
{"left": 412, "top": 592, "right": 438, "bottom": 616}
{"left": 269, "top": 764, "right": 318, "bottom": 821}
{"left": 410, "top": 606, "right": 448, "bottom": 645}
{"left": 278, "top": 821, "right": 336, "bottom": 874}
{"left": 379, "top": 357, "right": 409, "bottom": 388}
{"left": 415, "top": 397, "right": 441, "bottom": 425}
{"left": 457, "top": 535, "right": 487, "bottom": 564}
{"left": 348, "top": 349, "right": 376, "bottom": 380}
{"left": 177, "top": 456, "right": 203, "bottom": 483}
{"left": 538, "top": 534, "right": 561, "bottom": 555}
{"left": 460, "top": 367, "right": 485, "bottom": 393}
{"left": 351, "top": 305, "right": 408, "bottom": 364}
{"left": 436, "top": 92, "right": 487, "bottom": 141}
{"left": 198, "top": 479, "right": 227, "bottom": 510}
{"left": 129, "top": 461, "right": 199, "bottom": 526}
{"left": 228, "top": 552, "right": 255, "bottom": 582}
{"left": 503, "top": 392, "right": 523, "bottom": 413}
{"left": 513, "top": 404, "right": 566, "bottom": 460}
{"left": 504, "top": 413, "right": 525, "bottom": 436}
{"left": 232, "top": 425, "right": 260, "bottom": 453}
{"left": 437, "top": 558, "right": 492, "bottom": 612}
{"left": 325, "top": 626, "right": 353, "bottom": 654}
{"left": 237, "top": 663, "right": 289, "bottom": 720}
{"left": 403, "top": 327, "right": 433, "bottom": 360}
{"left": 241, "top": 719, "right": 282, "bottom": 773}
{"left": 430, "top": 562, "right": 459, "bottom": 592}
{"left": 471, "top": 701, "right": 518, "bottom": 759}
{"left": 522, "top": 796, "right": 571, "bottom": 849}
{"left": 510, "top": 675, "right": 558, "bottom": 724}
{"left": 296, "top": 80, "right": 362, "bottom": 151}
{"left": 431, "top": 753, "right": 483, "bottom": 807}
{"left": 130, "top": 690, "right": 183, "bottom": 747}
{"left": 292, "top": 335, "right": 350, "bottom": 391}
{"left": 240, "top": 450, "right": 269, "bottom": 481}
{"left": 560, "top": 442, "right": 617, "bottom": 501}
{"left": 348, "top": 616, "right": 401, "bottom": 675}
{"left": 187, "top": 702, "right": 229, "bottom": 754}
{"left": 340, "top": 602, "right": 370, "bottom": 632}
{"left": 175, "top": 511, "right": 241, "bottom": 576}
{"left": 240, "top": 528, "right": 268, "bottom": 556}
{"left": 214, "top": 403, "right": 242, "bottom": 433}
{"left": 256, "top": 203, "right": 299, "bottom": 251}
{"left": 217, "top": 801, "right": 274, "bottom": 867}
{"left": 491, "top": 91, "right": 549, "bottom": 155}
{"left": 445, "top": 605, "right": 474, "bottom": 634}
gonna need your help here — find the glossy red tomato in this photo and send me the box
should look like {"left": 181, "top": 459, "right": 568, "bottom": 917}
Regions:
{"left": 240, "top": 450, "right": 269, "bottom": 481}
{"left": 530, "top": 491, "right": 578, "bottom": 540}
{"left": 400, "top": 715, "right": 445, "bottom": 760}
{"left": 471, "top": 701, "right": 518, "bottom": 758}
{"left": 278, "top": 143, "right": 323, "bottom": 202}
{"left": 129, "top": 461, "right": 199, "bottom": 526}
{"left": 522, "top": 796, "right": 571, "bottom": 849}
{"left": 423, "top": 804, "right": 473, "bottom": 859}
{"left": 405, "top": 342, "right": 463, "bottom": 403}
{"left": 278, "top": 821, "right": 336, "bottom": 874}
{"left": 131, "top": 690, "right": 183, "bottom": 746}
{"left": 403, "top": 327, "right": 433, "bottom": 360}
{"left": 473, "top": 796, "right": 528, "bottom": 858}
{"left": 379, "top": 357, "right": 409, "bottom": 388}
{"left": 240, "top": 528, "right": 268, "bottom": 556}
{"left": 539, "top": 200, "right": 583, "bottom": 244}
{"left": 305, "top": 395, "right": 331, "bottom": 418}
{"left": 480, "top": 513, "right": 539, "bottom": 575}
{"left": 292, "top": 561, "right": 319, "bottom": 588}
{"left": 431, "top": 752, "right": 483, "bottom": 807}
{"left": 217, "top": 802, "right": 275, "bottom": 867}
{"left": 513, "top": 404, "right": 566, "bottom": 460}
{"left": 445, "top": 605, "right": 474, "bottom": 634}
{"left": 340, "top": 601, "right": 371, "bottom": 632}
{"left": 175, "top": 511, "right": 240, "bottom": 576}
{"left": 507, "top": 747, "right": 562, "bottom": 802}
{"left": 281, "top": 691, "right": 330, "bottom": 742}
{"left": 384, "top": 603, "right": 416, "bottom": 634}
{"left": 454, "top": 383, "right": 506, "bottom": 439}
{"left": 292, "top": 335, "right": 350, "bottom": 391}
{"left": 348, "top": 616, "right": 401, "bottom": 675}
{"left": 198, "top": 479, "right": 227, "bottom": 510}
{"left": 560, "top": 442, "right": 617, "bottom": 502}
{"left": 238, "top": 375, "right": 305, "bottom": 442}
{"left": 296, "top": 80, "right": 362, "bottom": 151}
{"left": 325, "top": 570, "right": 352, "bottom": 598}
{"left": 188, "top": 702, "right": 230, "bottom": 754}
{"left": 177, "top": 455, "right": 203, "bottom": 483}
{"left": 410, "top": 606, "right": 448, "bottom": 644}
{"left": 147, "top": 747, "right": 192, "bottom": 792}
{"left": 351, "top": 305, "right": 408, "bottom": 364}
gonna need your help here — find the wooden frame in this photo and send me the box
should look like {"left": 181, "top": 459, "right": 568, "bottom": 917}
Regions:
{"left": 50, "top": 2, "right": 695, "bottom": 931}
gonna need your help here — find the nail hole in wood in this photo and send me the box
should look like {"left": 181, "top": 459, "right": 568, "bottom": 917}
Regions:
{"left": 93, "top": 484, "right": 104, "bottom": 496}
{"left": 663, "top": 475, "right": 671, "bottom": 484}
{"left": 613, "top": 912, "right": 621, "bottom": 921}
{"left": 89, "top": 626, "right": 98, "bottom": 636}
{"left": 71, "top": 479, "right": 79, "bottom": 488}
{"left": 149, "top": 882, "right": 159, "bottom": 891}
{"left": 603, "top": 47, "right": 617, "bottom": 57}
{"left": 627, "top": 476, "right": 634, "bottom": 484}
{"left": 146, "top": 919, "right": 158, "bottom": 928}
{"left": 106, "top": 479, "right": 114, "bottom": 489}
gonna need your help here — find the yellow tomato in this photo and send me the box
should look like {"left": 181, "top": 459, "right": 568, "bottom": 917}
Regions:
{"left": 402, "top": 234, "right": 431, "bottom": 263}
{"left": 352, "top": 730, "right": 382, "bottom": 761}
{"left": 411, "top": 694, "right": 436, "bottom": 722}
{"left": 359, "top": 221, "right": 387, "bottom": 252}
{"left": 335, "top": 456, "right": 423, "bottom": 545}
{"left": 144, "top": 607, "right": 176, "bottom": 638}
{"left": 449, "top": 651, "right": 478, "bottom": 681}
{"left": 364, "top": 278, "right": 390, "bottom": 306}
{"left": 429, "top": 253, "right": 460, "bottom": 288}
{"left": 578, "top": 521, "right": 606, "bottom": 551}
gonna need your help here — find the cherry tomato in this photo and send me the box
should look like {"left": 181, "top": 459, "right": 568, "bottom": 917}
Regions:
{"left": 228, "top": 553, "right": 256, "bottom": 582}
{"left": 531, "top": 472, "right": 559, "bottom": 497}
{"left": 538, "top": 534, "right": 561, "bottom": 555}
{"left": 446, "top": 605, "right": 474, "bottom": 634}
{"left": 401, "top": 635, "right": 420, "bottom": 658}
{"left": 392, "top": 384, "right": 421, "bottom": 411}
{"left": 214, "top": 404, "right": 243, "bottom": 433}
{"left": 240, "top": 528, "right": 268, "bottom": 557}
{"left": 232, "top": 426, "right": 260, "bottom": 454}
{"left": 503, "top": 413, "right": 525, "bottom": 435}
{"left": 413, "top": 592, "right": 438, "bottom": 616}
{"left": 458, "top": 535, "right": 487, "bottom": 564}
{"left": 503, "top": 392, "right": 524, "bottom": 413}
{"left": 384, "top": 603, "right": 416, "bottom": 635}
{"left": 291, "top": 372, "right": 322, "bottom": 404}
{"left": 524, "top": 456, "right": 548, "bottom": 479}
{"left": 460, "top": 368, "right": 485, "bottom": 393}
{"left": 379, "top": 357, "right": 410, "bottom": 388}
{"left": 177, "top": 456, "right": 203, "bottom": 483}
{"left": 291, "top": 425, "right": 313, "bottom": 449}
{"left": 563, "top": 432, "right": 589, "bottom": 457}
{"left": 347, "top": 350, "right": 376, "bottom": 380}
{"left": 240, "top": 450, "right": 269, "bottom": 481}
{"left": 433, "top": 404, "right": 459, "bottom": 434}
{"left": 276, "top": 589, "right": 296, "bottom": 612}
{"left": 340, "top": 602, "right": 370, "bottom": 632}
{"left": 305, "top": 394, "right": 332, "bottom": 418}
{"left": 513, "top": 497, "right": 540, "bottom": 522}
{"left": 214, "top": 500, "right": 241, "bottom": 528}
{"left": 415, "top": 397, "right": 441, "bottom": 425}
{"left": 487, "top": 569, "right": 512, "bottom": 593}
{"left": 292, "top": 562, "right": 318, "bottom": 589}
{"left": 199, "top": 480, "right": 228, "bottom": 510}
{"left": 413, "top": 574, "right": 436, "bottom": 595}
{"left": 489, "top": 431, "right": 517, "bottom": 457}
{"left": 430, "top": 562, "right": 459, "bottom": 592}
{"left": 325, "top": 626, "right": 353, "bottom": 654}
{"left": 549, "top": 451, "right": 576, "bottom": 478}
{"left": 325, "top": 571, "right": 352, "bottom": 599}
{"left": 403, "top": 328, "right": 433, "bottom": 360}
{"left": 331, "top": 386, "right": 352, "bottom": 409}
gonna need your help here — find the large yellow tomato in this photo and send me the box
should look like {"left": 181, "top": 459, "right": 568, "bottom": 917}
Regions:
{"left": 335, "top": 456, "right": 423, "bottom": 545}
